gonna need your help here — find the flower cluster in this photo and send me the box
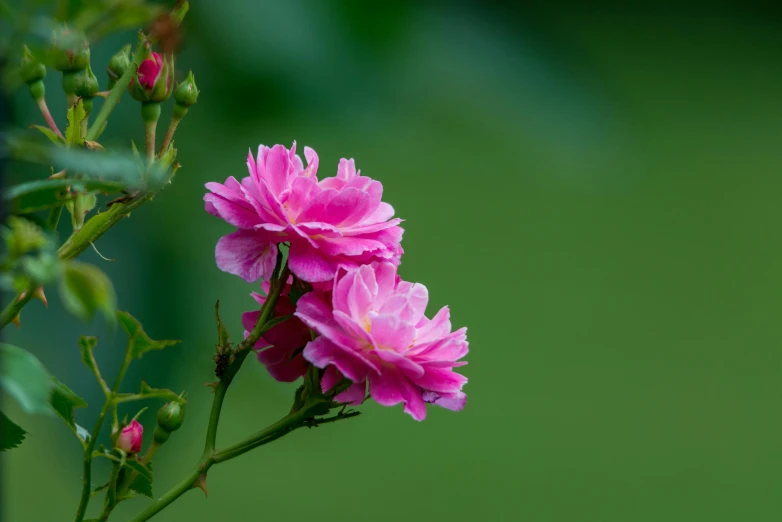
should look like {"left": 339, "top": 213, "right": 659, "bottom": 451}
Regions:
{"left": 205, "top": 143, "right": 467, "bottom": 420}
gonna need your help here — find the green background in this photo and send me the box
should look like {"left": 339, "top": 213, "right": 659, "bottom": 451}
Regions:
{"left": 4, "top": 1, "right": 782, "bottom": 520}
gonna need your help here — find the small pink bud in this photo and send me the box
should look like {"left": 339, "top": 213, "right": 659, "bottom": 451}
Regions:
{"left": 117, "top": 420, "right": 143, "bottom": 454}
{"left": 130, "top": 51, "right": 173, "bottom": 103}
{"left": 137, "top": 52, "right": 163, "bottom": 89}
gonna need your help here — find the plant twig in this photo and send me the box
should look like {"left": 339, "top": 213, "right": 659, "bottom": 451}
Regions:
{"left": 85, "top": 33, "right": 150, "bottom": 142}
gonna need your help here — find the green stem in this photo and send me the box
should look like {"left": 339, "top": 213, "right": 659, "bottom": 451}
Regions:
{"left": 128, "top": 263, "right": 292, "bottom": 522}
{"left": 85, "top": 35, "right": 150, "bottom": 142}
{"left": 157, "top": 116, "right": 180, "bottom": 157}
{"left": 73, "top": 400, "right": 112, "bottom": 521}
{"left": 127, "top": 401, "right": 323, "bottom": 522}
{"left": 36, "top": 97, "right": 64, "bottom": 139}
{"left": 0, "top": 289, "right": 33, "bottom": 328}
{"left": 0, "top": 191, "right": 154, "bottom": 330}
{"left": 74, "top": 354, "right": 132, "bottom": 522}
{"left": 47, "top": 204, "right": 63, "bottom": 231}
{"left": 144, "top": 121, "right": 156, "bottom": 163}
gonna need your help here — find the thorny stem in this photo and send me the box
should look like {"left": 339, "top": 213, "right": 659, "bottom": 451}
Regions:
{"left": 126, "top": 263, "right": 360, "bottom": 522}
{"left": 74, "top": 352, "right": 132, "bottom": 522}
{"left": 36, "top": 97, "right": 64, "bottom": 139}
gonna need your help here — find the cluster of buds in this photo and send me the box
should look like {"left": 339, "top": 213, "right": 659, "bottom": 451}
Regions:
{"left": 113, "top": 401, "right": 185, "bottom": 456}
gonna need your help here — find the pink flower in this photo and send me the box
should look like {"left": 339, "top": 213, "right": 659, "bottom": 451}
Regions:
{"left": 204, "top": 143, "right": 404, "bottom": 284}
{"left": 117, "top": 420, "right": 143, "bottom": 454}
{"left": 137, "top": 52, "right": 163, "bottom": 89}
{"left": 241, "top": 281, "right": 311, "bottom": 382}
{"left": 295, "top": 262, "right": 468, "bottom": 421}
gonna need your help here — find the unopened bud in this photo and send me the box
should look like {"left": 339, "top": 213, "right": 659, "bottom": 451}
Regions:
{"left": 129, "top": 52, "right": 173, "bottom": 103}
{"left": 174, "top": 70, "right": 199, "bottom": 108}
{"left": 107, "top": 45, "right": 131, "bottom": 89}
{"left": 20, "top": 46, "right": 46, "bottom": 85}
{"left": 74, "top": 63, "right": 99, "bottom": 102}
{"left": 116, "top": 419, "right": 143, "bottom": 454}
{"left": 52, "top": 26, "right": 90, "bottom": 72}
{"left": 157, "top": 401, "right": 185, "bottom": 433}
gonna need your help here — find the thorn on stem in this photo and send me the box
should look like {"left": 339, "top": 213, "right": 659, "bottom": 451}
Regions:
{"left": 193, "top": 473, "right": 208, "bottom": 497}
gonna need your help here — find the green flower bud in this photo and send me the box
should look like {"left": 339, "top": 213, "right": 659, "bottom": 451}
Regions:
{"left": 20, "top": 46, "right": 46, "bottom": 85}
{"left": 156, "top": 401, "right": 185, "bottom": 433}
{"left": 51, "top": 26, "right": 90, "bottom": 72}
{"left": 174, "top": 71, "right": 199, "bottom": 108}
{"left": 74, "top": 63, "right": 99, "bottom": 100}
{"left": 153, "top": 401, "right": 185, "bottom": 444}
{"left": 107, "top": 44, "right": 131, "bottom": 89}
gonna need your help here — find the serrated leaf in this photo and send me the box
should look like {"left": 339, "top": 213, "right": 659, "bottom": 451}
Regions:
{"left": 50, "top": 377, "right": 87, "bottom": 429}
{"left": 126, "top": 460, "right": 154, "bottom": 498}
{"left": 78, "top": 336, "right": 99, "bottom": 376}
{"left": 0, "top": 411, "right": 27, "bottom": 451}
{"left": 117, "top": 311, "right": 180, "bottom": 360}
{"left": 0, "top": 343, "right": 54, "bottom": 415}
{"left": 4, "top": 178, "right": 126, "bottom": 214}
{"left": 139, "top": 381, "right": 184, "bottom": 403}
{"left": 30, "top": 125, "right": 65, "bottom": 146}
{"left": 59, "top": 261, "right": 117, "bottom": 323}
{"left": 66, "top": 100, "right": 86, "bottom": 147}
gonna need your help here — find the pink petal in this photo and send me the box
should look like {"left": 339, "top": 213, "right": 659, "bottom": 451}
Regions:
{"left": 302, "top": 336, "right": 372, "bottom": 383}
{"left": 287, "top": 241, "right": 337, "bottom": 283}
{"left": 320, "top": 366, "right": 365, "bottom": 405}
{"left": 369, "top": 314, "right": 416, "bottom": 354}
{"left": 422, "top": 390, "right": 466, "bottom": 412}
{"left": 215, "top": 230, "right": 278, "bottom": 283}
{"left": 368, "top": 370, "right": 427, "bottom": 421}
{"left": 257, "top": 345, "right": 308, "bottom": 382}
{"left": 413, "top": 366, "right": 467, "bottom": 394}
{"left": 415, "top": 306, "right": 452, "bottom": 344}
{"left": 295, "top": 293, "right": 370, "bottom": 356}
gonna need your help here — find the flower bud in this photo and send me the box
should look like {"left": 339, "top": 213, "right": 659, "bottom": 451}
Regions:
{"left": 107, "top": 44, "right": 131, "bottom": 89}
{"left": 74, "top": 63, "right": 99, "bottom": 100}
{"left": 153, "top": 401, "right": 185, "bottom": 444}
{"left": 20, "top": 46, "right": 46, "bottom": 85}
{"left": 51, "top": 26, "right": 90, "bottom": 72}
{"left": 116, "top": 420, "right": 143, "bottom": 454}
{"left": 156, "top": 401, "right": 185, "bottom": 433}
{"left": 174, "top": 71, "right": 199, "bottom": 108}
{"left": 129, "top": 52, "right": 173, "bottom": 103}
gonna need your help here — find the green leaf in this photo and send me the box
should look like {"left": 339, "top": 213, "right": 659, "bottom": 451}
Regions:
{"left": 66, "top": 99, "right": 86, "bottom": 147}
{"left": 0, "top": 411, "right": 27, "bottom": 451}
{"left": 116, "top": 381, "right": 184, "bottom": 404}
{"left": 126, "top": 460, "right": 154, "bottom": 498}
{"left": 117, "top": 311, "right": 180, "bottom": 359}
{"left": 0, "top": 343, "right": 54, "bottom": 415}
{"left": 50, "top": 377, "right": 87, "bottom": 430}
{"left": 30, "top": 125, "right": 65, "bottom": 146}
{"left": 59, "top": 261, "right": 117, "bottom": 323}
{"left": 78, "top": 336, "right": 99, "bottom": 376}
{"left": 4, "top": 178, "right": 127, "bottom": 214}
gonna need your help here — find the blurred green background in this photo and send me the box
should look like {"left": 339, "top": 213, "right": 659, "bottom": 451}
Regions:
{"left": 4, "top": 0, "right": 782, "bottom": 520}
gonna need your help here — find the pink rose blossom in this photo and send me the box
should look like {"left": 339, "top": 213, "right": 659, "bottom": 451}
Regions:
{"left": 117, "top": 420, "right": 143, "bottom": 454}
{"left": 137, "top": 52, "right": 163, "bottom": 89}
{"left": 295, "top": 262, "right": 468, "bottom": 421}
{"left": 204, "top": 143, "right": 404, "bottom": 283}
{"left": 241, "top": 281, "right": 311, "bottom": 382}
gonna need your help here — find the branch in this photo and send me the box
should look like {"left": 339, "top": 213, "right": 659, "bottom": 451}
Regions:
{"left": 85, "top": 33, "right": 150, "bottom": 142}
